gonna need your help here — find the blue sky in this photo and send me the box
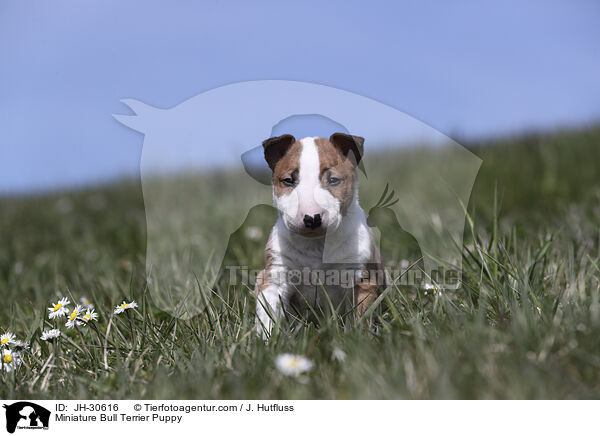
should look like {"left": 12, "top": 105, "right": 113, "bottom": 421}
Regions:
{"left": 1, "top": 1, "right": 599, "bottom": 193}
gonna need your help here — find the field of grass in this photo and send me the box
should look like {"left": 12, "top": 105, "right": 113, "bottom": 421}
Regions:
{"left": 1, "top": 125, "right": 600, "bottom": 399}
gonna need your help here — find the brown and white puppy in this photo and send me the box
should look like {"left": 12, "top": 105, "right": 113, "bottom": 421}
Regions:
{"left": 254, "top": 133, "right": 385, "bottom": 337}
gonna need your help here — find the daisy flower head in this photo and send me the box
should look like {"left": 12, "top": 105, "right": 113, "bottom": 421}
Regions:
{"left": 423, "top": 283, "right": 437, "bottom": 291}
{"left": 0, "top": 332, "right": 16, "bottom": 347}
{"left": 40, "top": 329, "right": 61, "bottom": 341}
{"left": 244, "top": 226, "right": 263, "bottom": 241}
{"left": 12, "top": 339, "right": 30, "bottom": 351}
{"left": 332, "top": 347, "right": 346, "bottom": 362}
{"left": 48, "top": 297, "right": 70, "bottom": 319}
{"left": 79, "top": 297, "right": 94, "bottom": 309}
{"left": 275, "top": 353, "right": 313, "bottom": 377}
{"left": 1, "top": 348, "right": 21, "bottom": 372}
{"left": 114, "top": 300, "right": 138, "bottom": 315}
{"left": 80, "top": 308, "right": 98, "bottom": 324}
{"left": 65, "top": 305, "right": 83, "bottom": 329}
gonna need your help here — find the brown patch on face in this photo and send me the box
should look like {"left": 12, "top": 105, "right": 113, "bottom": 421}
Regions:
{"left": 314, "top": 137, "right": 359, "bottom": 214}
{"left": 271, "top": 140, "right": 303, "bottom": 197}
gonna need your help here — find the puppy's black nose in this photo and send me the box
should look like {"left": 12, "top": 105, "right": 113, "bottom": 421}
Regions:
{"left": 303, "top": 214, "right": 322, "bottom": 229}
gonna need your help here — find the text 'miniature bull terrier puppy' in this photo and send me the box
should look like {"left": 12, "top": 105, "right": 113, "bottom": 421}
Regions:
{"left": 254, "top": 133, "right": 386, "bottom": 337}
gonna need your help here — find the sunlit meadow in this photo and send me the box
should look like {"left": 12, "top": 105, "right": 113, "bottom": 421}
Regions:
{"left": 1, "top": 126, "right": 600, "bottom": 399}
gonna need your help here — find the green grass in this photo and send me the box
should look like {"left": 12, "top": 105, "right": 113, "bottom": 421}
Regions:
{"left": 1, "top": 125, "right": 600, "bottom": 399}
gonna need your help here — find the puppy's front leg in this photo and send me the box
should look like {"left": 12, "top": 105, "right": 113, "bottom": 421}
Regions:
{"left": 354, "top": 281, "right": 378, "bottom": 318}
{"left": 254, "top": 269, "right": 287, "bottom": 338}
{"left": 354, "top": 266, "right": 383, "bottom": 318}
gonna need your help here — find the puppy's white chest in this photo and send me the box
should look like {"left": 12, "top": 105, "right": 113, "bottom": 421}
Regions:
{"left": 283, "top": 257, "right": 354, "bottom": 311}
{"left": 271, "top": 218, "right": 372, "bottom": 309}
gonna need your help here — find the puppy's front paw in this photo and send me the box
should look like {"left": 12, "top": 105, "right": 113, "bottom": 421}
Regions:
{"left": 255, "top": 286, "right": 284, "bottom": 339}
{"left": 255, "top": 304, "right": 274, "bottom": 340}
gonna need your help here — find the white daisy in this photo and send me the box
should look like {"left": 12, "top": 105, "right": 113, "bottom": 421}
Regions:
{"left": 244, "top": 226, "right": 263, "bottom": 241}
{"left": 48, "top": 297, "right": 70, "bottom": 319}
{"left": 80, "top": 308, "right": 98, "bottom": 324}
{"left": 332, "top": 348, "right": 346, "bottom": 362}
{"left": 40, "top": 329, "right": 61, "bottom": 341}
{"left": 79, "top": 297, "right": 94, "bottom": 309}
{"left": 12, "top": 339, "right": 29, "bottom": 350}
{"left": 1, "top": 348, "right": 21, "bottom": 372}
{"left": 275, "top": 353, "right": 313, "bottom": 377}
{"left": 114, "top": 300, "right": 138, "bottom": 315}
{"left": 0, "top": 332, "right": 16, "bottom": 347}
{"left": 65, "top": 305, "right": 83, "bottom": 328}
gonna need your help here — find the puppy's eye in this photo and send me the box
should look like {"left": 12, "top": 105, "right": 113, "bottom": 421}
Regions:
{"left": 281, "top": 177, "right": 295, "bottom": 186}
{"left": 327, "top": 176, "right": 342, "bottom": 186}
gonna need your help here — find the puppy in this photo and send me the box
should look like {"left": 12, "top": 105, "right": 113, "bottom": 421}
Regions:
{"left": 254, "top": 133, "right": 386, "bottom": 337}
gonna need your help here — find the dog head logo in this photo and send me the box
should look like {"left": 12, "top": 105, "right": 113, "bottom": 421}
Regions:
{"left": 3, "top": 402, "right": 50, "bottom": 433}
{"left": 114, "top": 80, "right": 481, "bottom": 319}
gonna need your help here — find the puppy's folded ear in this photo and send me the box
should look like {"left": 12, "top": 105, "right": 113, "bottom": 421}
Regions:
{"left": 330, "top": 133, "right": 364, "bottom": 166}
{"left": 262, "top": 134, "right": 296, "bottom": 170}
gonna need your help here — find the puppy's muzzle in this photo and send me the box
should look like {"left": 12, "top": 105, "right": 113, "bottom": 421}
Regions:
{"left": 303, "top": 213, "right": 322, "bottom": 229}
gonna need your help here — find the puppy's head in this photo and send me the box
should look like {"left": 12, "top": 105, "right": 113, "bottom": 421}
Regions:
{"left": 263, "top": 133, "right": 364, "bottom": 237}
